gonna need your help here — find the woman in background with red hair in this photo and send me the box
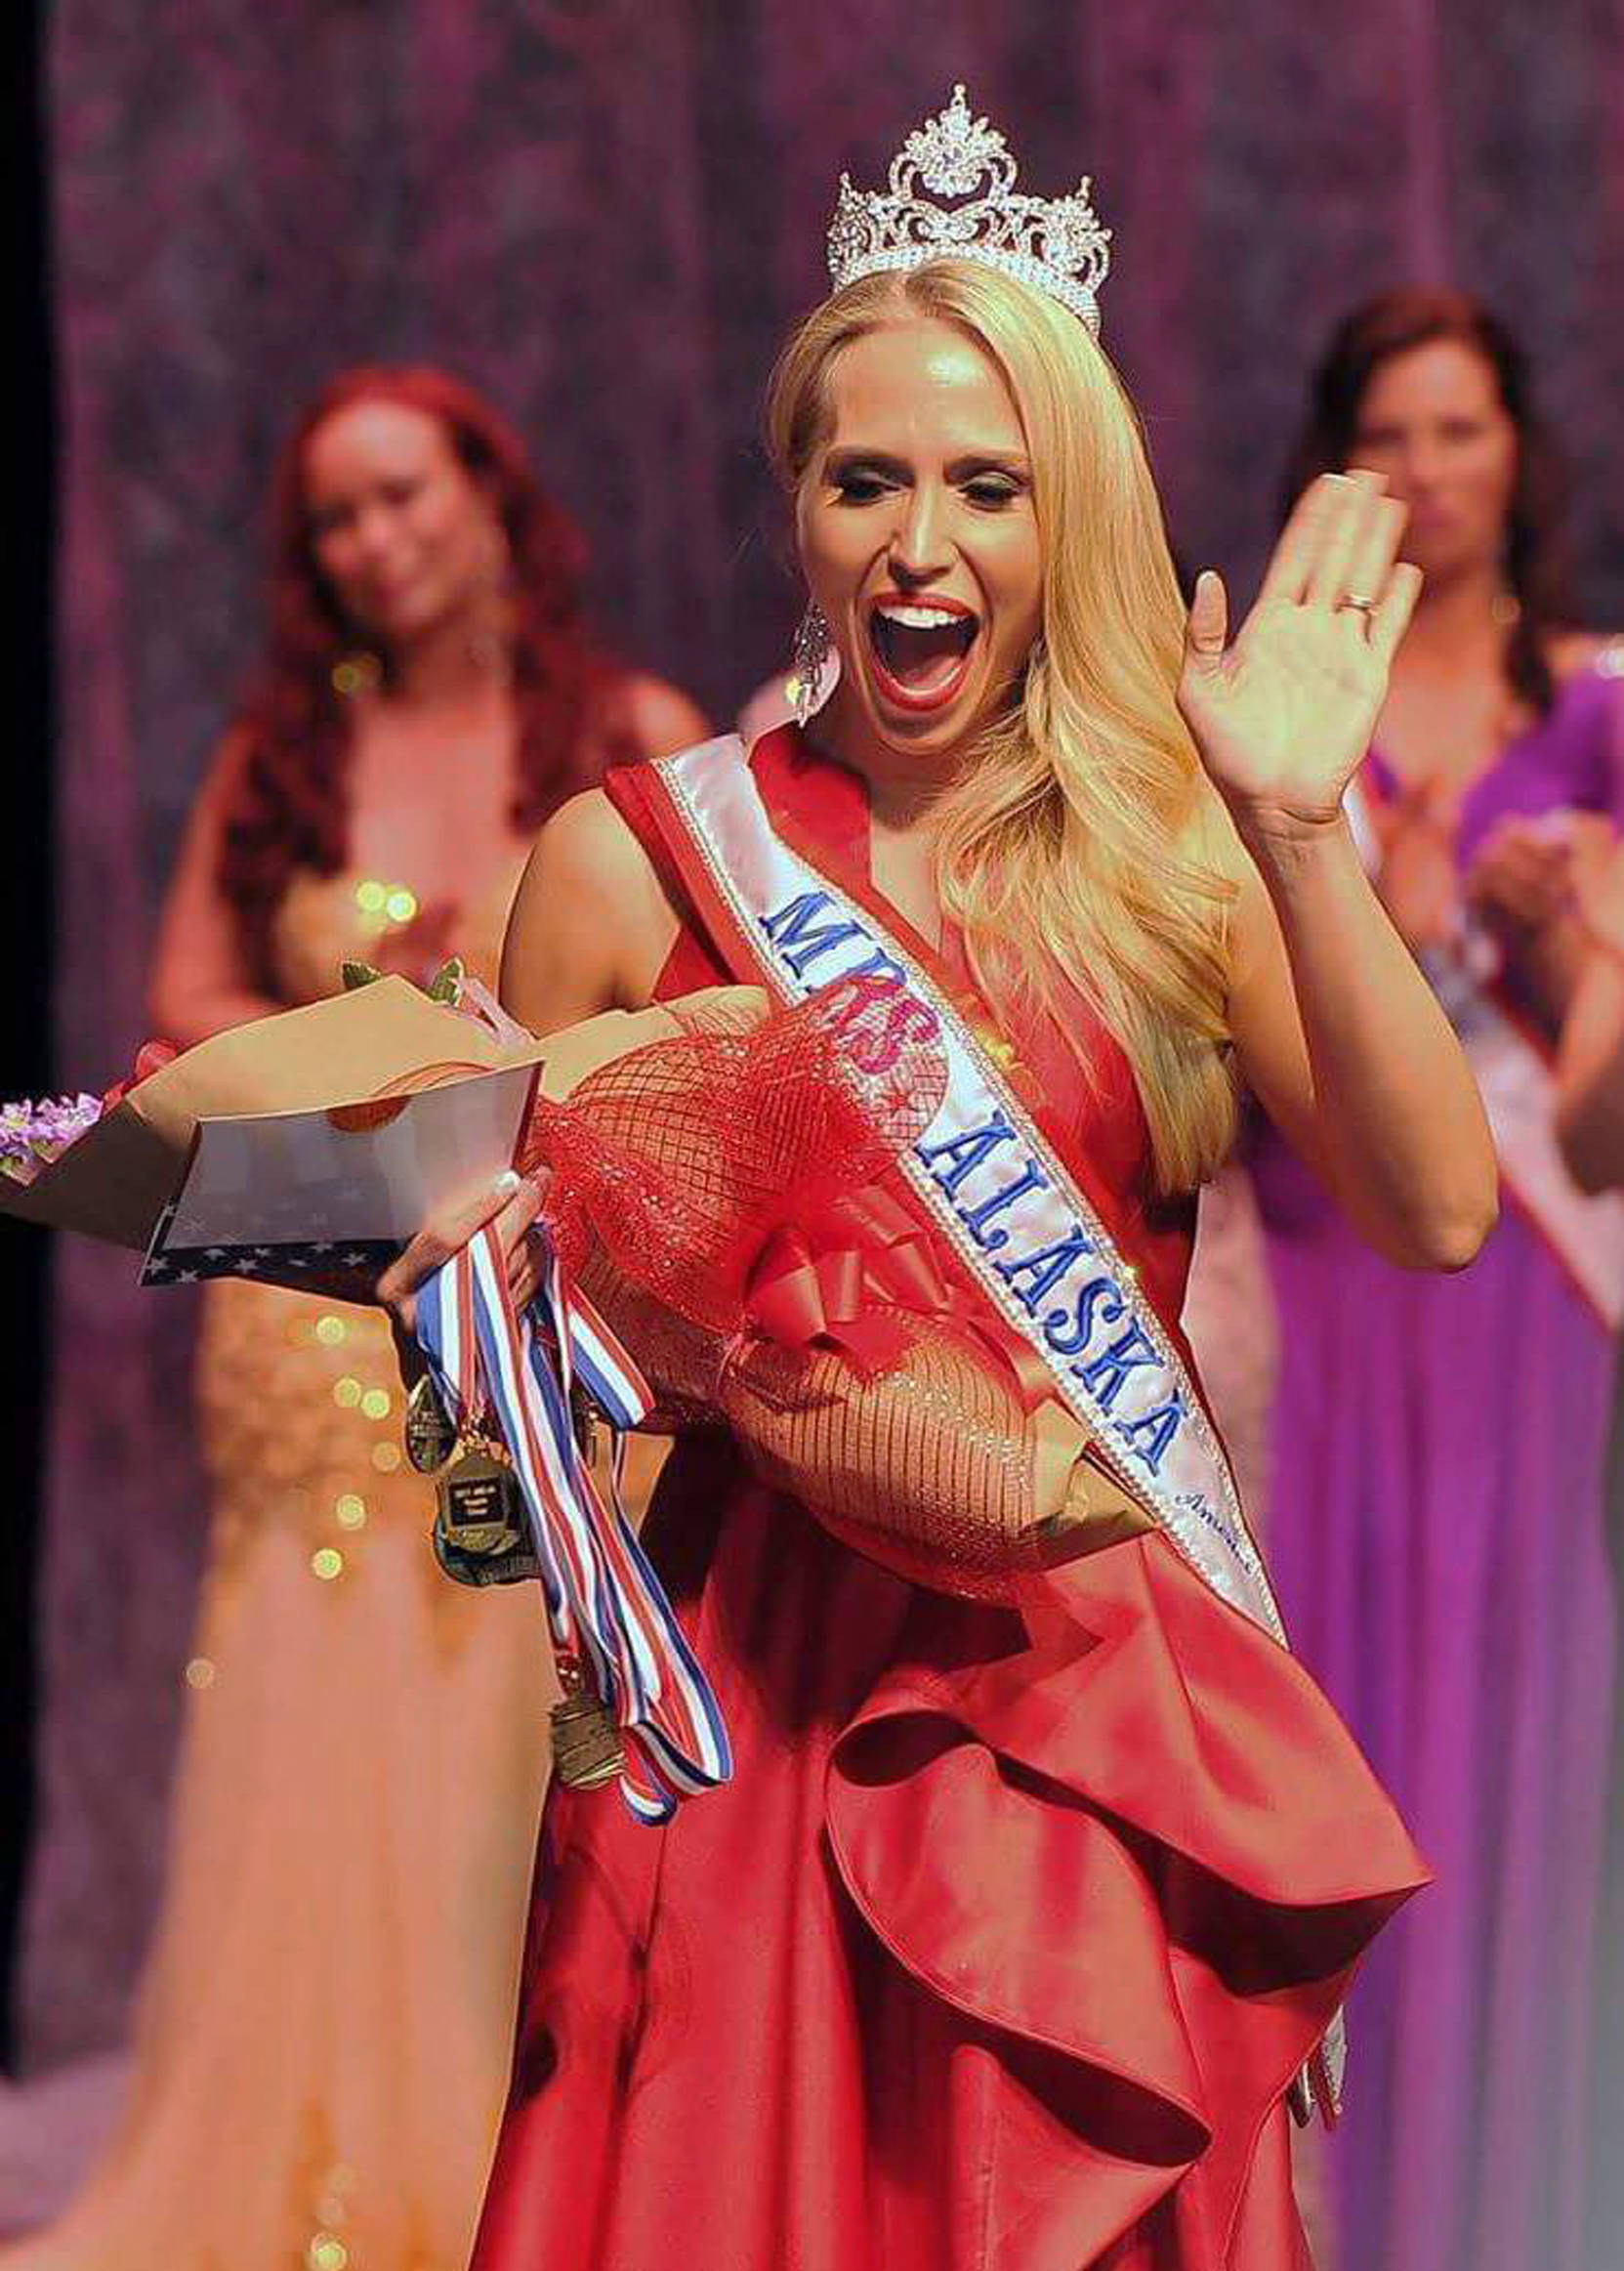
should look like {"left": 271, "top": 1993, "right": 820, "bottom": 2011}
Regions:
{"left": 7, "top": 366, "right": 704, "bottom": 2270}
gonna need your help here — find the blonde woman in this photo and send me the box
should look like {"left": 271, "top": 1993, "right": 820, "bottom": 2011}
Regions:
{"left": 385, "top": 96, "right": 1493, "bottom": 2270}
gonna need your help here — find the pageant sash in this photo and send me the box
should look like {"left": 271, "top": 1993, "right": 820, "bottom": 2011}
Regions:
{"left": 646, "top": 735, "right": 1352, "bottom": 2116}
{"left": 1461, "top": 979, "right": 1624, "bottom": 1330}
{"left": 414, "top": 1224, "right": 732, "bottom": 1823}
{"left": 645, "top": 736, "right": 1287, "bottom": 1647}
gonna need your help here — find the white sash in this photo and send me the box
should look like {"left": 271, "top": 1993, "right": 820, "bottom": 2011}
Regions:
{"left": 654, "top": 736, "right": 1287, "bottom": 1646}
{"left": 1455, "top": 972, "right": 1624, "bottom": 1330}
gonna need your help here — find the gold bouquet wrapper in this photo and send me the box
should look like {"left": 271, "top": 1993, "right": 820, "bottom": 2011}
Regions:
{"left": 718, "top": 1316, "right": 1150, "bottom": 1595}
{"left": 4, "top": 967, "right": 1149, "bottom": 1595}
{"left": 0, "top": 978, "right": 541, "bottom": 1251}
{"left": 570, "top": 1251, "right": 1150, "bottom": 1599}
{"left": 0, "top": 976, "right": 770, "bottom": 1264}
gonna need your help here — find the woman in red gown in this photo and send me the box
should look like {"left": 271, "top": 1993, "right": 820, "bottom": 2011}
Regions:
{"left": 384, "top": 95, "right": 1495, "bottom": 2269}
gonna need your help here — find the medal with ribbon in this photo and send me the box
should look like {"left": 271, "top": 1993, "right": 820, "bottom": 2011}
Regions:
{"left": 412, "top": 1220, "right": 732, "bottom": 1824}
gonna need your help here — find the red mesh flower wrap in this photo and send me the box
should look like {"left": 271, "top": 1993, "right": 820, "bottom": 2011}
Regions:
{"left": 520, "top": 980, "right": 1149, "bottom": 1599}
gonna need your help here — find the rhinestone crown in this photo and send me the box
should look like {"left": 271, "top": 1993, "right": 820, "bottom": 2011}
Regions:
{"left": 826, "top": 85, "right": 1111, "bottom": 336}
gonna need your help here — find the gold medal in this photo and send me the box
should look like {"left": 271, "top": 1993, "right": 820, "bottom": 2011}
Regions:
{"left": 550, "top": 1661, "right": 625, "bottom": 1790}
{"left": 434, "top": 1440, "right": 526, "bottom": 1560}
{"left": 404, "top": 1372, "right": 458, "bottom": 1475}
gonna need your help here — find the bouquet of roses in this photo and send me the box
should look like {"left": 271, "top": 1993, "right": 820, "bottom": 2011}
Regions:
{"left": 515, "top": 974, "right": 1145, "bottom": 1596}
{"left": 4, "top": 965, "right": 1145, "bottom": 1818}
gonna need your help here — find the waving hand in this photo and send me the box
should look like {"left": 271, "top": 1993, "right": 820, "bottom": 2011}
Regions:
{"left": 1177, "top": 471, "right": 1422, "bottom": 842}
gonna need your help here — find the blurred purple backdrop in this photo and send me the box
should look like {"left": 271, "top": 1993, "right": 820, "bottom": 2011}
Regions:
{"left": 29, "top": 0, "right": 1624, "bottom": 2063}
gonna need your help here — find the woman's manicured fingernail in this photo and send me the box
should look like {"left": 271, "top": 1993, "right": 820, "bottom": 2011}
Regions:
{"left": 494, "top": 1168, "right": 521, "bottom": 1195}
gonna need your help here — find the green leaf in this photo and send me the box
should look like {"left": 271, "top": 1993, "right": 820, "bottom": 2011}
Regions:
{"left": 427, "top": 956, "right": 466, "bottom": 1005}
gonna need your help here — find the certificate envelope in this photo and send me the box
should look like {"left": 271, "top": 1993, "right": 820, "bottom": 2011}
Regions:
{"left": 142, "top": 1060, "right": 539, "bottom": 1284}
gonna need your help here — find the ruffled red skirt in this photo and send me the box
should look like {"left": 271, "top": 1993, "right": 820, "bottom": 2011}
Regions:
{"left": 471, "top": 1436, "right": 1423, "bottom": 2270}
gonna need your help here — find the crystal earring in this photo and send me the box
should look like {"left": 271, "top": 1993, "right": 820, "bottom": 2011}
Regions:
{"left": 331, "top": 650, "right": 383, "bottom": 699}
{"left": 788, "top": 603, "right": 831, "bottom": 728}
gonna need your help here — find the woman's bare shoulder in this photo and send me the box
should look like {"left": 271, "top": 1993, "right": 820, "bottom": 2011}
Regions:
{"left": 515, "top": 789, "right": 671, "bottom": 950}
{"left": 502, "top": 788, "right": 680, "bottom": 1023}
{"left": 537, "top": 784, "right": 652, "bottom": 874}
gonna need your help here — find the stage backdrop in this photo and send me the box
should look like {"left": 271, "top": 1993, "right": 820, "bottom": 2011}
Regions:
{"left": 28, "top": 0, "right": 1624, "bottom": 2062}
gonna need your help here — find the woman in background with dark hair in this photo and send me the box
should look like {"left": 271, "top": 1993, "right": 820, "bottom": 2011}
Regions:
{"left": 1256, "top": 290, "right": 1623, "bottom": 2271}
{"left": 7, "top": 366, "right": 705, "bottom": 2269}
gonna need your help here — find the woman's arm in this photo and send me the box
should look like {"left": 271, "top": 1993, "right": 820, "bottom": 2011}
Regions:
{"left": 146, "top": 730, "right": 283, "bottom": 1045}
{"left": 1179, "top": 471, "right": 1497, "bottom": 1271}
{"left": 1464, "top": 811, "right": 1613, "bottom": 1038}
{"left": 381, "top": 789, "right": 679, "bottom": 1338}
{"left": 1465, "top": 637, "right": 1624, "bottom": 1036}
{"left": 1557, "top": 842, "right": 1624, "bottom": 1193}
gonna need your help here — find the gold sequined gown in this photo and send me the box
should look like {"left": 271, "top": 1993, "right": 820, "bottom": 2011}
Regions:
{"left": 10, "top": 868, "right": 557, "bottom": 2271}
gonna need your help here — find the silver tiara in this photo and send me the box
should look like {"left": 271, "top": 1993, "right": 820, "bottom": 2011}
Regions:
{"left": 826, "top": 85, "right": 1111, "bottom": 336}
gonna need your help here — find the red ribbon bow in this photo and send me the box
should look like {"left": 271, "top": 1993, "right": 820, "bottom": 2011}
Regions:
{"left": 742, "top": 1183, "right": 1058, "bottom": 1414}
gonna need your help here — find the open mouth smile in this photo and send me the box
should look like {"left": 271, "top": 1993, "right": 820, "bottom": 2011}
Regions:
{"left": 865, "top": 595, "right": 980, "bottom": 713}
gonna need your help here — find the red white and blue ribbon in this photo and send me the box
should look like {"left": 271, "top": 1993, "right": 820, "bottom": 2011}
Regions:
{"left": 413, "top": 1220, "right": 732, "bottom": 1823}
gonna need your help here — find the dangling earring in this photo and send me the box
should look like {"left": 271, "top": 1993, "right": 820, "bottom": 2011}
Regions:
{"left": 788, "top": 602, "right": 831, "bottom": 728}
{"left": 332, "top": 650, "right": 383, "bottom": 699}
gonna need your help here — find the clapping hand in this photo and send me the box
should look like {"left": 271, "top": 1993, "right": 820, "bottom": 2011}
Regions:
{"left": 1177, "top": 471, "right": 1422, "bottom": 848}
{"left": 1467, "top": 811, "right": 1611, "bottom": 947}
{"left": 1467, "top": 811, "right": 1616, "bottom": 1031}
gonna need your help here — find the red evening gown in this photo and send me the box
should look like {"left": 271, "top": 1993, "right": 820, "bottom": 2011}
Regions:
{"left": 471, "top": 730, "right": 1426, "bottom": 2271}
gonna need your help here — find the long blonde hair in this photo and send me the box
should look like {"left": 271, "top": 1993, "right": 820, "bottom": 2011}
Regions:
{"left": 766, "top": 262, "right": 1236, "bottom": 1195}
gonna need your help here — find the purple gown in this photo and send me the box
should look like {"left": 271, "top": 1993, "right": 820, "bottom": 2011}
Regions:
{"left": 1253, "top": 653, "right": 1624, "bottom": 2271}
